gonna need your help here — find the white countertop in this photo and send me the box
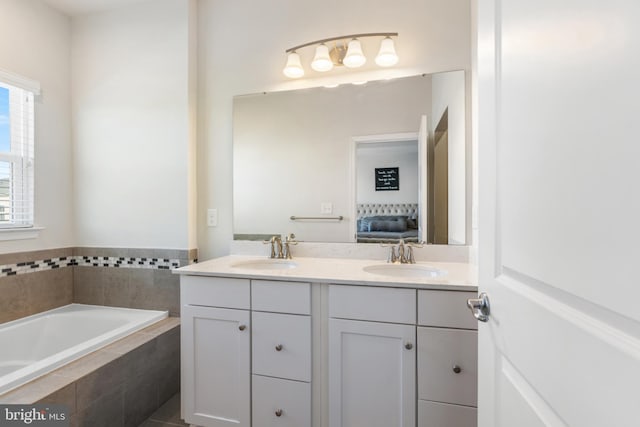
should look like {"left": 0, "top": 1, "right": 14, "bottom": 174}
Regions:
{"left": 174, "top": 255, "right": 477, "bottom": 291}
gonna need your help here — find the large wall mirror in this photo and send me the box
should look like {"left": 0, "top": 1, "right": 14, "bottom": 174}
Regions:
{"left": 233, "top": 71, "right": 467, "bottom": 245}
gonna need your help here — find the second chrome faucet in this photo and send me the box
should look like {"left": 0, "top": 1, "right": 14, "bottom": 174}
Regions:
{"left": 385, "top": 239, "right": 422, "bottom": 264}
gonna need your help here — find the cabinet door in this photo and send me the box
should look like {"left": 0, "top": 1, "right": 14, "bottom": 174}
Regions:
{"left": 182, "top": 305, "right": 250, "bottom": 427}
{"left": 329, "top": 318, "right": 415, "bottom": 427}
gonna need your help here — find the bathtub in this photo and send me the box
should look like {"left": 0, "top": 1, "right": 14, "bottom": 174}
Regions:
{"left": 0, "top": 304, "right": 168, "bottom": 395}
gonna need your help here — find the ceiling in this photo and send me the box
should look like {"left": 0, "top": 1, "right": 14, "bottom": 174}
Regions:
{"left": 42, "top": 0, "right": 149, "bottom": 16}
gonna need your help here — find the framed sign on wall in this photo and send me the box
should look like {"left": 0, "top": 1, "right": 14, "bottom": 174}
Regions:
{"left": 375, "top": 167, "right": 399, "bottom": 191}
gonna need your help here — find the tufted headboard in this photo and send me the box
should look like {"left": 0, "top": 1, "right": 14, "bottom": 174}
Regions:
{"left": 356, "top": 203, "right": 419, "bottom": 220}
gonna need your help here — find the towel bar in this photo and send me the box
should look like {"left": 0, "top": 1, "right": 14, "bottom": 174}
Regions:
{"left": 290, "top": 215, "right": 344, "bottom": 221}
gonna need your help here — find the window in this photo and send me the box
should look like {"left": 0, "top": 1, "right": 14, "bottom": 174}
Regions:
{"left": 0, "top": 72, "right": 36, "bottom": 229}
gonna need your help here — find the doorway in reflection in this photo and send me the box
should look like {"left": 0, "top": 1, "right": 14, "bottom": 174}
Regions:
{"left": 355, "top": 138, "right": 420, "bottom": 244}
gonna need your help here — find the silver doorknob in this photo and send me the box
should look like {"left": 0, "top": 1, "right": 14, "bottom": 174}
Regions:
{"left": 467, "top": 293, "right": 490, "bottom": 322}
{"left": 238, "top": 324, "right": 247, "bottom": 331}
{"left": 275, "top": 344, "right": 283, "bottom": 351}
{"left": 453, "top": 365, "right": 462, "bottom": 374}
{"left": 405, "top": 342, "right": 413, "bottom": 350}
{"left": 275, "top": 409, "right": 283, "bottom": 417}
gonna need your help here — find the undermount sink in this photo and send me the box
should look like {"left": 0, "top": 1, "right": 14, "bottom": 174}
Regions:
{"left": 363, "top": 263, "right": 446, "bottom": 278}
{"left": 231, "top": 259, "right": 298, "bottom": 270}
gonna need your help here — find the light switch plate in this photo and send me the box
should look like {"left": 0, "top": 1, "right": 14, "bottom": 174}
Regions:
{"left": 207, "top": 208, "right": 218, "bottom": 227}
{"left": 321, "top": 202, "right": 333, "bottom": 214}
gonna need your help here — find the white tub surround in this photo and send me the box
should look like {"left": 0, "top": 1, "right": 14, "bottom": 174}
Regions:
{"left": 174, "top": 255, "right": 476, "bottom": 291}
{"left": 0, "top": 304, "right": 168, "bottom": 395}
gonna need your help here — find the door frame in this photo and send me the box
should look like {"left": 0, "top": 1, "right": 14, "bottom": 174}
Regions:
{"left": 348, "top": 131, "right": 423, "bottom": 242}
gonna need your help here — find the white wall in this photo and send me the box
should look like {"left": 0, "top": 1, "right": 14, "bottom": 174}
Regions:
{"left": 71, "top": 0, "right": 196, "bottom": 249}
{"left": 431, "top": 71, "right": 466, "bottom": 244}
{"left": 0, "top": 0, "right": 73, "bottom": 254}
{"left": 198, "top": 0, "right": 471, "bottom": 259}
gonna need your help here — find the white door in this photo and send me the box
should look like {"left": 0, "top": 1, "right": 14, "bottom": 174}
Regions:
{"left": 182, "top": 305, "right": 251, "bottom": 427}
{"left": 328, "top": 318, "right": 415, "bottom": 427}
{"left": 476, "top": 1, "right": 640, "bottom": 426}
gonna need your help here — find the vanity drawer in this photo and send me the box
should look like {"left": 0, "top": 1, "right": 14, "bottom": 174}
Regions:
{"left": 418, "top": 290, "right": 478, "bottom": 329}
{"left": 329, "top": 285, "right": 416, "bottom": 324}
{"left": 252, "top": 375, "right": 311, "bottom": 427}
{"left": 418, "top": 400, "right": 477, "bottom": 427}
{"left": 252, "top": 280, "right": 311, "bottom": 315}
{"left": 252, "top": 312, "right": 311, "bottom": 382}
{"left": 181, "top": 275, "right": 250, "bottom": 309}
{"left": 417, "top": 327, "right": 477, "bottom": 407}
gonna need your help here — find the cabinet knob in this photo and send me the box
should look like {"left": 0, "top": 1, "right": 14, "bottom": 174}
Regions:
{"left": 453, "top": 365, "right": 462, "bottom": 374}
{"left": 238, "top": 324, "right": 247, "bottom": 331}
{"left": 404, "top": 342, "right": 413, "bottom": 350}
{"left": 275, "top": 409, "right": 283, "bottom": 417}
{"left": 275, "top": 344, "right": 283, "bottom": 352}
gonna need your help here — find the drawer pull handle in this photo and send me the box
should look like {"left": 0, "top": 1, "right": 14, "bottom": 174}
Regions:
{"left": 275, "top": 344, "right": 284, "bottom": 351}
{"left": 404, "top": 342, "right": 413, "bottom": 350}
{"left": 238, "top": 325, "right": 247, "bottom": 331}
{"left": 453, "top": 365, "right": 462, "bottom": 374}
{"left": 275, "top": 409, "right": 283, "bottom": 417}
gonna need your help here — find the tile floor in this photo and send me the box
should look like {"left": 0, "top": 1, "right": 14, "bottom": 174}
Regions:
{"left": 138, "top": 393, "right": 188, "bottom": 427}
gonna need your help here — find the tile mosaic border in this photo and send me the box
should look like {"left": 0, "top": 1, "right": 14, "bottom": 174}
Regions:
{"left": 76, "top": 256, "right": 181, "bottom": 270}
{"left": 0, "top": 256, "right": 78, "bottom": 277}
{"left": 0, "top": 255, "right": 191, "bottom": 278}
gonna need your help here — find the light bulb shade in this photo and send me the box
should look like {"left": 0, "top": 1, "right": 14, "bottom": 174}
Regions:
{"left": 283, "top": 52, "right": 304, "bottom": 78}
{"left": 343, "top": 39, "right": 366, "bottom": 68}
{"left": 311, "top": 44, "right": 333, "bottom": 72}
{"left": 375, "top": 37, "right": 399, "bottom": 67}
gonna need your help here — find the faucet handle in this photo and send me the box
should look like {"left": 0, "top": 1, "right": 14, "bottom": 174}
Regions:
{"left": 285, "top": 233, "right": 298, "bottom": 245}
{"left": 405, "top": 241, "right": 423, "bottom": 263}
{"left": 406, "top": 246, "right": 415, "bottom": 264}
{"left": 282, "top": 233, "right": 297, "bottom": 259}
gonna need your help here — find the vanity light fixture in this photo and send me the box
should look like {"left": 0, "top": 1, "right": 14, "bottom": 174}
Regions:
{"left": 343, "top": 39, "right": 366, "bottom": 68}
{"left": 283, "top": 51, "right": 305, "bottom": 78}
{"left": 283, "top": 32, "right": 399, "bottom": 78}
{"left": 311, "top": 44, "right": 334, "bottom": 72}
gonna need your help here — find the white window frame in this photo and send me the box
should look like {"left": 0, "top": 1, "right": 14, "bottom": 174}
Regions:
{"left": 0, "top": 69, "right": 40, "bottom": 237}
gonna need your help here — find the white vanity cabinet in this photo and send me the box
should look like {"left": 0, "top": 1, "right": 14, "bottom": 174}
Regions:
{"left": 181, "top": 276, "right": 311, "bottom": 427}
{"left": 328, "top": 285, "right": 417, "bottom": 427}
{"left": 251, "top": 280, "right": 312, "bottom": 427}
{"left": 180, "top": 266, "right": 478, "bottom": 427}
{"left": 181, "top": 276, "right": 252, "bottom": 427}
{"left": 417, "top": 290, "right": 478, "bottom": 427}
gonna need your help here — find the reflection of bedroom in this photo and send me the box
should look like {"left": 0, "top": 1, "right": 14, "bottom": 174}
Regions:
{"left": 356, "top": 141, "right": 419, "bottom": 243}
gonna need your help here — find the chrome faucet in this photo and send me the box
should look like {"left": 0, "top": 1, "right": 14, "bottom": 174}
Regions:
{"left": 264, "top": 234, "right": 297, "bottom": 259}
{"left": 397, "top": 240, "right": 406, "bottom": 263}
{"left": 264, "top": 235, "right": 284, "bottom": 258}
{"left": 384, "top": 239, "right": 422, "bottom": 264}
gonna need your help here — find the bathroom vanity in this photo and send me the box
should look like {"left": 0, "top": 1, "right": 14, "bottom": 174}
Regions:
{"left": 176, "top": 256, "right": 477, "bottom": 427}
